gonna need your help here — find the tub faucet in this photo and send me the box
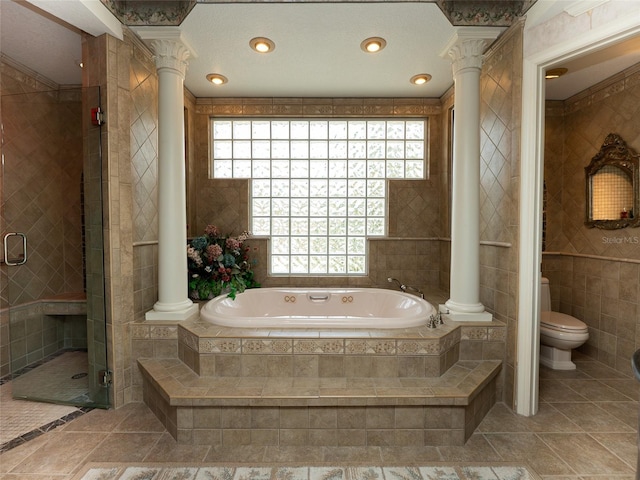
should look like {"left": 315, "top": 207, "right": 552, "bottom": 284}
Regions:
{"left": 387, "top": 277, "right": 424, "bottom": 299}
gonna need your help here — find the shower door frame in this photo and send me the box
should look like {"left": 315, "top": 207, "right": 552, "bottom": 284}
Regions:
{"left": 0, "top": 86, "right": 110, "bottom": 408}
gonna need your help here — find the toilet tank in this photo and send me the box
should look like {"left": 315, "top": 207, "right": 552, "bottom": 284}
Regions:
{"left": 540, "top": 277, "right": 551, "bottom": 312}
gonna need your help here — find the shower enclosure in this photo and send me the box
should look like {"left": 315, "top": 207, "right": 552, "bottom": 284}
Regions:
{"left": 1, "top": 86, "right": 109, "bottom": 408}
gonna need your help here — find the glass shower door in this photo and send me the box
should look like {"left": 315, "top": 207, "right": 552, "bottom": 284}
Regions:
{"left": 1, "top": 86, "right": 109, "bottom": 408}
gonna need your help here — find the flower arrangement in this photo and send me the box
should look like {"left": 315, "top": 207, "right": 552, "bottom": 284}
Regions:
{"left": 187, "top": 225, "right": 259, "bottom": 300}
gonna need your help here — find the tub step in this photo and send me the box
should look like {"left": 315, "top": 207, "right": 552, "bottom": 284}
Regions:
{"left": 138, "top": 357, "right": 501, "bottom": 446}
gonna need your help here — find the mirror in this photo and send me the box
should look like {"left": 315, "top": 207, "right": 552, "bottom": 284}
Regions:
{"left": 585, "top": 133, "right": 640, "bottom": 229}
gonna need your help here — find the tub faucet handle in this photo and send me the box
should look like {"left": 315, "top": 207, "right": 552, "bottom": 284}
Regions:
{"left": 427, "top": 314, "right": 438, "bottom": 329}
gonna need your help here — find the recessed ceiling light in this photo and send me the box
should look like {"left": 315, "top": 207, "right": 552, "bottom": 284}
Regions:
{"left": 545, "top": 68, "right": 568, "bottom": 79}
{"left": 410, "top": 74, "right": 432, "bottom": 85}
{"left": 206, "top": 73, "right": 228, "bottom": 85}
{"left": 361, "top": 37, "right": 387, "bottom": 53}
{"left": 250, "top": 37, "right": 275, "bottom": 53}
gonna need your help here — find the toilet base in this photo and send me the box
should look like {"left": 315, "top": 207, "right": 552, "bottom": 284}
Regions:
{"left": 540, "top": 344, "right": 576, "bottom": 370}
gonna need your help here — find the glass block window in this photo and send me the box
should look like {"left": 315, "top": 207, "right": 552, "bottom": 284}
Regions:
{"left": 211, "top": 119, "right": 426, "bottom": 275}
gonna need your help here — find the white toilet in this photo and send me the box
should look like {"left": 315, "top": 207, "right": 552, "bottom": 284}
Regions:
{"left": 540, "top": 277, "right": 589, "bottom": 370}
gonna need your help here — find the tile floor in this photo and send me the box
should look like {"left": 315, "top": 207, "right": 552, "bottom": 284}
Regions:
{"left": 0, "top": 382, "right": 81, "bottom": 447}
{"left": 0, "top": 353, "right": 637, "bottom": 480}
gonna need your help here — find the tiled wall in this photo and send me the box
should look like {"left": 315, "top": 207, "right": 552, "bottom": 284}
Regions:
{"left": 476, "top": 23, "right": 523, "bottom": 408}
{"left": 191, "top": 98, "right": 445, "bottom": 292}
{"left": 0, "top": 59, "right": 85, "bottom": 377}
{"left": 543, "top": 62, "right": 640, "bottom": 373}
{"left": 129, "top": 34, "right": 160, "bottom": 322}
{"left": 0, "top": 61, "right": 84, "bottom": 303}
{"left": 83, "top": 31, "right": 139, "bottom": 407}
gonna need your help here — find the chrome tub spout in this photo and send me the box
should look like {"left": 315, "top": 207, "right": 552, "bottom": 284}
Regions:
{"left": 387, "top": 277, "right": 424, "bottom": 299}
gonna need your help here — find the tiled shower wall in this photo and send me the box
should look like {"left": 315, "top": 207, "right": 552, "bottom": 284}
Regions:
{"left": 543, "top": 62, "right": 640, "bottom": 373}
{"left": 0, "top": 59, "right": 84, "bottom": 376}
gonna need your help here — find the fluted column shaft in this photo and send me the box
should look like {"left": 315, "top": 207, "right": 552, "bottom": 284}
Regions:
{"left": 443, "top": 37, "right": 492, "bottom": 322}
{"left": 146, "top": 38, "right": 198, "bottom": 321}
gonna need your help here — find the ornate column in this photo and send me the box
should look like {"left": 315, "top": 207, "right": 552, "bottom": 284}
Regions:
{"left": 441, "top": 28, "right": 501, "bottom": 322}
{"left": 140, "top": 30, "right": 198, "bottom": 321}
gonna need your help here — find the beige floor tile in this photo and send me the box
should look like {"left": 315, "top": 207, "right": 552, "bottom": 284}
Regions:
{"left": 143, "top": 433, "right": 211, "bottom": 462}
{"left": 0, "top": 432, "right": 52, "bottom": 473}
{"left": 204, "top": 445, "right": 267, "bottom": 462}
{"left": 476, "top": 403, "right": 532, "bottom": 433}
{"left": 563, "top": 379, "right": 636, "bottom": 401}
{"left": 323, "top": 446, "right": 383, "bottom": 463}
{"left": 483, "top": 432, "right": 574, "bottom": 476}
{"left": 0, "top": 356, "right": 636, "bottom": 479}
{"left": 83, "top": 432, "right": 164, "bottom": 463}
{"left": 112, "top": 403, "right": 166, "bottom": 432}
{"left": 601, "top": 378, "right": 640, "bottom": 401}
{"left": 538, "top": 380, "right": 589, "bottom": 403}
{"left": 516, "top": 403, "right": 581, "bottom": 433}
{"left": 9, "top": 431, "right": 106, "bottom": 475}
{"left": 436, "top": 434, "right": 502, "bottom": 462}
{"left": 572, "top": 361, "right": 629, "bottom": 379}
{"left": 538, "top": 433, "right": 635, "bottom": 476}
{"left": 378, "top": 446, "right": 441, "bottom": 463}
{"left": 605, "top": 401, "right": 639, "bottom": 428}
{"left": 263, "top": 446, "right": 326, "bottom": 463}
{"left": 550, "top": 402, "right": 635, "bottom": 433}
{"left": 589, "top": 432, "right": 637, "bottom": 470}
{"left": 61, "top": 404, "right": 138, "bottom": 433}
{"left": 0, "top": 473, "right": 76, "bottom": 479}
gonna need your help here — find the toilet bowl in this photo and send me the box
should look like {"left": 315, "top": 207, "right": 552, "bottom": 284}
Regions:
{"left": 540, "top": 277, "right": 589, "bottom": 370}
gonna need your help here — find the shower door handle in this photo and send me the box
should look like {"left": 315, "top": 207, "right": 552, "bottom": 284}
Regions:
{"left": 3, "top": 232, "right": 27, "bottom": 266}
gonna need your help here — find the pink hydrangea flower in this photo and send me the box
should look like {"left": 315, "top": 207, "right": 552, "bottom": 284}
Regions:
{"left": 207, "top": 243, "right": 223, "bottom": 259}
{"left": 226, "top": 237, "right": 241, "bottom": 251}
{"left": 204, "top": 224, "right": 219, "bottom": 237}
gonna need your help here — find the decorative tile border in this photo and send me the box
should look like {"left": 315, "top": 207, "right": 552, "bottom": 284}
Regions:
{"left": 397, "top": 340, "right": 440, "bottom": 355}
{"left": 345, "top": 340, "right": 396, "bottom": 355}
{"left": 200, "top": 338, "right": 241, "bottom": 354}
{"left": 294, "top": 339, "right": 344, "bottom": 354}
{"left": 179, "top": 322, "right": 504, "bottom": 360}
{"left": 195, "top": 97, "right": 442, "bottom": 117}
{"left": 242, "top": 339, "right": 292, "bottom": 354}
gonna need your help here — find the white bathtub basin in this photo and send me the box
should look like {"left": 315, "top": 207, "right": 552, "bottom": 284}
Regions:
{"left": 199, "top": 287, "right": 434, "bottom": 329}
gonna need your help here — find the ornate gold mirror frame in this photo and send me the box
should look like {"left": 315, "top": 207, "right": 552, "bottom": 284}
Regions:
{"left": 585, "top": 133, "right": 640, "bottom": 229}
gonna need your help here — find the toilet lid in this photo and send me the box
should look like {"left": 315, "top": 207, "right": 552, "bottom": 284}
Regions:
{"left": 541, "top": 311, "right": 588, "bottom": 332}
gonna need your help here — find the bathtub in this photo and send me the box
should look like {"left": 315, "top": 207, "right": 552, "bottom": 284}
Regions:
{"left": 199, "top": 287, "right": 434, "bottom": 328}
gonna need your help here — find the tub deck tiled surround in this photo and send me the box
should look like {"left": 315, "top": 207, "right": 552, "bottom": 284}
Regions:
{"left": 138, "top": 319, "right": 504, "bottom": 448}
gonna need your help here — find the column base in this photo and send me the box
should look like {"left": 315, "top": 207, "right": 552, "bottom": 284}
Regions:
{"left": 439, "top": 304, "right": 493, "bottom": 322}
{"left": 145, "top": 301, "right": 199, "bottom": 321}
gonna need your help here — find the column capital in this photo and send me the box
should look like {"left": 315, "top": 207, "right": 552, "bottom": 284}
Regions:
{"left": 132, "top": 27, "right": 194, "bottom": 78}
{"left": 151, "top": 39, "right": 190, "bottom": 77}
{"left": 447, "top": 39, "right": 487, "bottom": 73}
{"left": 440, "top": 27, "right": 504, "bottom": 76}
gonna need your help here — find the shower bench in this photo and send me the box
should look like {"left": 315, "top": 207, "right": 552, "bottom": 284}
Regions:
{"left": 138, "top": 318, "right": 504, "bottom": 447}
